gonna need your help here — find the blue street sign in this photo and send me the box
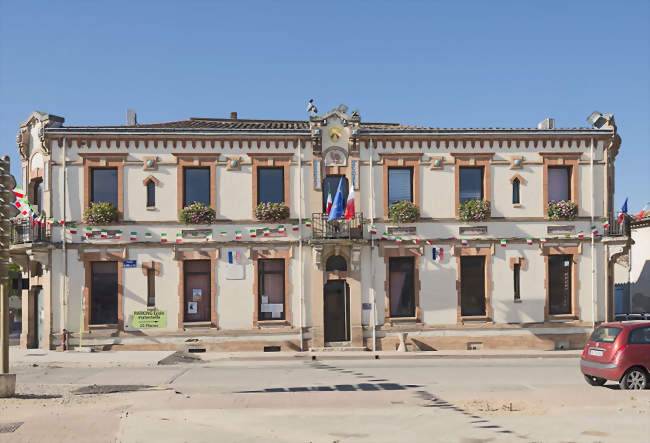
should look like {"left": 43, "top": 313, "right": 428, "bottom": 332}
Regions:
{"left": 123, "top": 260, "right": 137, "bottom": 268}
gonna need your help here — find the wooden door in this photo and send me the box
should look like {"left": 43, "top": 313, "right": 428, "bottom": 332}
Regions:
{"left": 184, "top": 260, "right": 211, "bottom": 322}
{"left": 460, "top": 256, "right": 486, "bottom": 317}
{"left": 324, "top": 280, "right": 350, "bottom": 342}
{"left": 549, "top": 255, "right": 572, "bottom": 315}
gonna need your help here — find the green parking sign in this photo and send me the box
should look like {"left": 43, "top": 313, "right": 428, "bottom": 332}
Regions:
{"left": 131, "top": 310, "right": 167, "bottom": 328}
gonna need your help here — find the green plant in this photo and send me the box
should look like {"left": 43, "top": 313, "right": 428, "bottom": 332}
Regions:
{"left": 459, "top": 199, "right": 491, "bottom": 222}
{"left": 83, "top": 202, "right": 118, "bottom": 225}
{"left": 388, "top": 201, "right": 419, "bottom": 224}
{"left": 255, "top": 202, "right": 290, "bottom": 222}
{"left": 547, "top": 200, "right": 577, "bottom": 220}
{"left": 179, "top": 202, "right": 216, "bottom": 224}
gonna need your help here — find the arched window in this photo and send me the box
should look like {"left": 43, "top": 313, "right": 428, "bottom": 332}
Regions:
{"left": 512, "top": 178, "right": 520, "bottom": 204}
{"left": 325, "top": 255, "right": 347, "bottom": 272}
{"left": 32, "top": 179, "right": 43, "bottom": 213}
{"left": 146, "top": 180, "right": 155, "bottom": 207}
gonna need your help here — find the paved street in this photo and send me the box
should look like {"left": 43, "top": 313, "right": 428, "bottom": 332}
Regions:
{"left": 1, "top": 355, "right": 649, "bottom": 442}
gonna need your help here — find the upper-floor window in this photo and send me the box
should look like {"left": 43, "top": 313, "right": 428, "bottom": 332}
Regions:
{"left": 388, "top": 168, "right": 413, "bottom": 205}
{"left": 459, "top": 167, "right": 483, "bottom": 203}
{"left": 322, "top": 175, "right": 348, "bottom": 213}
{"left": 183, "top": 167, "right": 210, "bottom": 207}
{"left": 91, "top": 168, "right": 118, "bottom": 207}
{"left": 257, "top": 167, "right": 284, "bottom": 204}
{"left": 146, "top": 180, "right": 155, "bottom": 208}
{"left": 512, "top": 177, "right": 520, "bottom": 204}
{"left": 32, "top": 178, "right": 43, "bottom": 212}
{"left": 548, "top": 166, "right": 571, "bottom": 202}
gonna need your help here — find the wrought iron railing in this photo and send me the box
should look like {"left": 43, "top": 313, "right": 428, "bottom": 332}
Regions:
{"left": 603, "top": 216, "right": 630, "bottom": 237}
{"left": 10, "top": 220, "right": 50, "bottom": 245}
{"left": 312, "top": 213, "right": 364, "bottom": 240}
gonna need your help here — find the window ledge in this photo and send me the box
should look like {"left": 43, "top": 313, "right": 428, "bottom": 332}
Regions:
{"left": 460, "top": 316, "right": 492, "bottom": 323}
{"left": 257, "top": 320, "right": 289, "bottom": 327}
{"left": 548, "top": 314, "right": 578, "bottom": 322}
{"left": 388, "top": 317, "right": 418, "bottom": 324}
{"left": 146, "top": 207, "right": 157, "bottom": 211}
{"left": 89, "top": 324, "right": 119, "bottom": 330}
{"left": 513, "top": 299, "right": 522, "bottom": 303}
{"left": 183, "top": 321, "right": 213, "bottom": 329}
{"left": 512, "top": 203, "right": 521, "bottom": 208}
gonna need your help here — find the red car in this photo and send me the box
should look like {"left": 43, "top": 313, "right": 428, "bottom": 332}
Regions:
{"left": 580, "top": 321, "right": 650, "bottom": 390}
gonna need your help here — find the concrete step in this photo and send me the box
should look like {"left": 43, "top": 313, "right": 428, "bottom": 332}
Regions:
{"left": 310, "top": 346, "right": 367, "bottom": 352}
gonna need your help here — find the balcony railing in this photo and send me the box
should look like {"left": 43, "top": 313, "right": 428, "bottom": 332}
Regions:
{"left": 603, "top": 217, "right": 630, "bottom": 237}
{"left": 312, "top": 213, "right": 364, "bottom": 240}
{"left": 11, "top": 221, "right": 50, "bottom": 245}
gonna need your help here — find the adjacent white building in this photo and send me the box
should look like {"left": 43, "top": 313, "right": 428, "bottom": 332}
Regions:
{"left": 11, "top": 108, "right": 627, "bottom": 351}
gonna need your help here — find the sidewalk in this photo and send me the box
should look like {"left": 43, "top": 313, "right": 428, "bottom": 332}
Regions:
{"left": 8, "top": 346, "right": 582, "bottom": 367}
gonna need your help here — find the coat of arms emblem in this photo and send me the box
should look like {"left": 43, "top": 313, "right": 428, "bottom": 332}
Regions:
{"left": 329, "top": 127, "right": 342, "bottom": 142}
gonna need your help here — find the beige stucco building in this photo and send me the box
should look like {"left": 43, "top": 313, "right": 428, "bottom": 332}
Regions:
{"left": 10, "top": 107, "right": 629, "bottom": 351}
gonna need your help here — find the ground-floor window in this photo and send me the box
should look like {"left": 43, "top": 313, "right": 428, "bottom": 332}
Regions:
{"left": 90, "top": 262, "right": 118, "bottom": 325}
{"left": 258, "top": 259, "right": 285, "bottom": 320}
{"left": 147, "top": 268, "right": 156, "bottom": 307}
{"left": 184, "top": 260, "right": 211, "bottom": 322}
{"left": 460, "top": 256, "right": 486, "bottom": 317}
{"left": 548, "top": 255, "right": 572, "bottom": 315}
{"left": 389, "top": 257, "right": 415, "bottom": 318}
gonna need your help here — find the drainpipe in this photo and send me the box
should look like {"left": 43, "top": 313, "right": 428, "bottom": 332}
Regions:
{"left": 61, "top": 137, "right": 69, "bottom": 348}
{"left": 369, "top": 138, "right": 376, "bottom": 353}
{"left": 298, "top": 139, "right": 304, "bottom": 351}
{"left": 590, "top": 138, "right": 596, "bottom": 328}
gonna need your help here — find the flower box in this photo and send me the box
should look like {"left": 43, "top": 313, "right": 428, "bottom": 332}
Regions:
{"left": 388, "top": 201, "right": 419, "bottom": 224}
{"left": 179, "top": 202, "right": 216, "bottom": 225}
{"left": 83, "top": 202, "right": 118, "bottom": 225}
{"left": 458, "top": 200, "right": 490, "bottom": 222}
{"left": 255, "top": 203, "right": 289, "bottom": 223}
{"left": 547, "top": 200, "right": 577, "bottom": 220}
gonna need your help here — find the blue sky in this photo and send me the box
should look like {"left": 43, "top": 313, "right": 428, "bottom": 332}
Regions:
{"left": 1, "top": 0, "right": 648, "bottom": 211}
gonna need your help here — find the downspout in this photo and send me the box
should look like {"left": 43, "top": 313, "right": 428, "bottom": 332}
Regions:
{"left": 298, "top": 139, "right": 304, "bottom": 351}
{"left": 369, "top": 138, "right": 376, "bottom": 353}
{"left": 61, "top": 137, "right": 69, "bottom": 347}
{"left": 590, "top": 138, "right": 596, "bottom": 328}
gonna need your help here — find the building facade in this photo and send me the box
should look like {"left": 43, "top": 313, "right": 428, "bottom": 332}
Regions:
{"left": 11, "top": 108, "right": 626, "bottom": 351}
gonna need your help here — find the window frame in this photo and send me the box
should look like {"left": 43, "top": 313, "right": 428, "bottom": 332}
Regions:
{"left": 381, "top": 153, "right": 421, "bottom": 220}
{"left": 453, "top": 153, "right": 493, "bottom": 218}
{"left": 91, "top": 167, "right": 119, "bottom": 207}
{"left": 541, "top": 153, "right": 580, "bottom": 219}
{"left": 454, "top": 246, "right": 493, "bottom": 322}
{"left": 257, "top": 167, "right": 285, "bottom": 205}
{"left": 458, "top": 166, "right": 484, "bottom": 204}
{"left": 81, "top": 154, "right": 126, "bottom": 221}
{"left": 146, "top": 180, "right": 156, "bottom": 208}
{"left": 512, "top": 177, "right": 521, "bottom": 205}
{"left": 250, "top": 153, "right": 292, "bottom": 218}
{"left": 380, "top": 246, "right": 422, "bottom": 323}
{"left": 251, "top": 249, "right": 291, "bottom": 326}
{"left": 147, "top": 268, "right": 156, "bottom": 307}
{"left": 542, "top": 244, "right": 580, "bottom": 321}
{"left": 182, "top": 167, "right": 211, "bottom": 208}
{"left": 387, "top": 167, "right": 413, "bottom": 206}
{"left": 174, "top": 155, "right": 217, "bottom": 214}
{"left": 547, "top": 166, "right": 572, "bottom": 202}
{"left": 513, "top": 263, "right": 521, "bottom": 302}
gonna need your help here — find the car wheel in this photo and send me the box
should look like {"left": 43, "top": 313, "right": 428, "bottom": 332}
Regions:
{"left": 619, "top": 367, "right": 648, "bottom": 390}
{"left": 583, "top": 374, "right": 607, "bottom": 386}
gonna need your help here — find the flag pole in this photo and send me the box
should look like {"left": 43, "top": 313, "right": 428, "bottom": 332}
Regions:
{"left": 591, "top": 137, "right": 596, "bottom": 328}
{"left": 369, "top": 138, "right": 376, "bottom": 353}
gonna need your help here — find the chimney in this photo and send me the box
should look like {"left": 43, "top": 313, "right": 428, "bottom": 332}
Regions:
{"left": 126, "top": 109, "right": 137, "bottom": 126}
{"left": 230, "top": 112, "right": 238, "bottom": 120}
{"left": 537, "top": 118, "right": 555, "bottom": 130}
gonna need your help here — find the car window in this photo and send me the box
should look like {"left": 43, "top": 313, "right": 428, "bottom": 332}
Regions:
{"left": 589, "top": 326, "right": 623, "bottom": 343}
{"left": 628, "top": 327, "right": 650, "bottom": 345}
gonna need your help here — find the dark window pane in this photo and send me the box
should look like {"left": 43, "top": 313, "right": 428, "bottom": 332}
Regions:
{"left": 513, "top": 263, "right": 521, "bottom": 301}
{"left": 628, "top": 327, "right": 650, "bottom": 345}
{"left": 548, "top": 255, "right": 572, "bottom": 315}
{"left": 147, "top": 268, "right": 155, "bottom": 307}
{"left": 146, "top": 181, "right": 155, "bottom": 207}
{"left": 589, "top": 326, "right": 622, "bottom": 343}
{"left": 259, "top": 259, "right": 285, "bottom": 320}
{"left": 388, "top": 168, "right": 412, "bottom": 205}
{"left": 512, "top": 178, "right": 520, "bottom": 204}
{"left": 258, "top": 168, "right": 284, "bottom": 204}
{"left": 90, "top": 262, "right": 118, "bottom": 325}
{"left": 459, "top": 167, "right": 483, "bottom": 204}
{"left": 325, "top": 255, "right": 347, "bottom": 272}
{"left": 548, "top": 167, "right": 570, "bottom": 202}
{"left": 389, "top": 257, "right": 415, "bottom": 317}
{"left": 92, "top": 169, "right": 118, "bottom": 207}
{"left": 322, "top": 176, "right": 348, "bottom": 213}
{"left": 33, "top": 179, "right": 43, "bottom": 212}
{"left": 460, "top": 256, "right": 486, "bottom": 316}
{"left": 184, "top": 168, "right": 210, "bottom": 207}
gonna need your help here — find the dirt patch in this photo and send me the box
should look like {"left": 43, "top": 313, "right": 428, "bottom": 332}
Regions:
{"left": 158, "top": 351, "right": 202, "bottom": 366}
{"left": 72, "top": 384, "right": 153, "bottom": 395}
{"left": 458, "top": 399, "right": 547, "bottom": 416}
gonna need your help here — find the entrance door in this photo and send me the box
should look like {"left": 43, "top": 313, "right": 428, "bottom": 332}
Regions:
{"left": 549, "top": 255, "right": 572, "bottom": 315}
{"left": 460, "top": 256, "right": 486, "bottom": 317}
{"left": 90, "top": 262, "right": 118, "bottom": 325}
{"left": 184, "top": 260, "right": 211, "bottom": 322}
{"left": 324, "top": 280, "right": 350, "bottom": 342}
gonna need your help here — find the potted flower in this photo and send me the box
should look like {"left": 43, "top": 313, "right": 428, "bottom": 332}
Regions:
{"left": 255, "top": 202, "right": 290, "bottom": 222}
{"left": 547, "top": 200, "right": 577, "bottom": 220}
{"left": 388, "top": 201, "right": 419, "bottom": 224}
{"left": 83, "top": 202, "right": 118, "bottom": 225}
{"left": 459, "top": 200, "right": 490, "bottom": 222}
{"left": 179, "top": 202, "right": 217, "bottom": 224}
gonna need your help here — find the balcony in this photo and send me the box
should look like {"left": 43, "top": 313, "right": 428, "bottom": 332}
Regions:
{"left": 603, "top": 217, "right": 629, "bottom": 237}
{"left": 311, "top": 213, "right": 364, "bottom": 240}
{"left": 10, "top": 221, "right": 51, "bottom": 245}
